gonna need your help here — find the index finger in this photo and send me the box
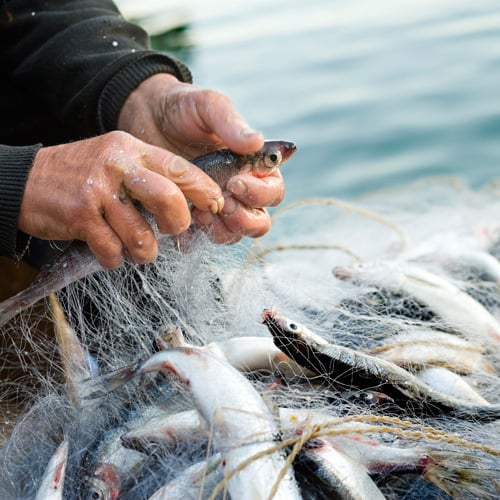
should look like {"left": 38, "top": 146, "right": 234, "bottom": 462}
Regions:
{"left": 135, "top": 144, "right": 225, "bottom": 213}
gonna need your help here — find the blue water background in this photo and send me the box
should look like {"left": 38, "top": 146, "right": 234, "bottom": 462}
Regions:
{"left": 127, "top": 0, "right": 500, "bottom": 202}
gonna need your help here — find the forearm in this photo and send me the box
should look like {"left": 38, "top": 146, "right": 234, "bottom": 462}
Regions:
{"left": 0, "top": 0, "right": 192, "bottom": 138}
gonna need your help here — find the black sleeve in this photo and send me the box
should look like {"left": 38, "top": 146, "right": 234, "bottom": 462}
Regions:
{"left": 0, "top": 0, "right": 193, "bottom": 262}
{"left": 0, "top": 0, "right": 192, "bottom": 138}
{"left": 0, "top": 144, "right": 41, "bottom": 259}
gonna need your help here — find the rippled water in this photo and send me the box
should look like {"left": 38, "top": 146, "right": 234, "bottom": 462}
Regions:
{"left": 121, "top": 0, "right": 500, "bottom": 201}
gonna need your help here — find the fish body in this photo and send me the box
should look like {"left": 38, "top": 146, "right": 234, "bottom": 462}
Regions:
{"left": 333, "top": 261, "right": 500, "bottom": 343}
{"left": 415, "top": 367, "right": 492, "bottom": 406}
{"left": 262, "top": 308, "right": 500, "bottom": 419}
{"left": 163, "top": 325, "right": 315, "bottom": 377}
{"left": 89, "top": 347, "right": 301, "bottom": 500}
{"left": 0, "top": 140, "right": 296, "bottom": 327}
{"left": 279, "top": 407, "right": 430, "bottom": 474}
{"left": 193, "top": 139, "right": 296, "bottom": 185}
{"left": 148, "top": 453, "right": 222, "bottom": 500}
{"left": 370, "top": 328, "right": 493, "bottom": 374}
{"left": 81, "top": 425, "right": 150, "bottom": 500}
{"left": 299, "top": 438, "right": 385, "bottom": 500}
{"left": 34, "top": 440, "right": 69, "bottom": 500}
{"left": 121, "top": 409, "right": 207, "bottom": 455}
{"left": 49, "top": 293, "right": 99, "bottom": 407}
{"left": 0, "top": 241, "right": 99, "bottom": 327}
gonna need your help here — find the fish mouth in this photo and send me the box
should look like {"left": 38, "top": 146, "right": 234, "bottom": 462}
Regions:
{"left": 261, "top": 307, "right": 277, "bottom": 324}
{"left": 263, "top": 140, "right": 297, "bottom": 162}
{"left": 279, "top": 141, "right": 297, "bottom": 161}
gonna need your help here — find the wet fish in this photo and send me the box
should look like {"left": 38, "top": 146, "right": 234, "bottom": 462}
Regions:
{"left": 334, "top": 261, "right": 500, "bottom": 343}
{"left": 415, "top": 367, "right": 492, "bottom": 406}
{"left": 299, "top": 438, "right": 386, "bottom": 500}
{"left": 370, "top": 328, "right": 494, "bottom": 374}
{"left": 280, "top": 407, "right": 500, "bottom": 498}
{"left": 35, "top": 440, "right": 69, "bottom": 500}
{"left": 81, "top": 425, "right": 151, "bottom": 500}
{"left": 262, "top": 307, "right": 500, "bottom": 419}
{"left": 0, "top": 140, "right": 296, "bottom": 327}
{"left": 121, "top": 409, "right": 207, "bottom": 455}
{"left": 85, "top": 347, "right": 302, "bottom": 500}
{"left": 162, "top": 324, "right": 315, "bottom": 377}
{"left": 148, "top": 453, "right": 222, "bottom": 500}
{"left": 49, "top": 293, "right": 99, "bottom": 407}
{"left": 279, "top": 407, "right": 431, "bottom": 474}
{"left": 193, "top": 139, "right": 296, "bottom": 185}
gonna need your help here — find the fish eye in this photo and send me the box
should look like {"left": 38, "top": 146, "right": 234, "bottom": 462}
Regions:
{"left": 264, "top": 150, "right": 282, "bottom": 168}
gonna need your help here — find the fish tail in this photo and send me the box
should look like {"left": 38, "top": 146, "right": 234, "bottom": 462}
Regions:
{"left": 80, "top": 361, "right": 142, "bottom": 400}
{"left": 424, "top": 450, "right": 500, "bottom": 498}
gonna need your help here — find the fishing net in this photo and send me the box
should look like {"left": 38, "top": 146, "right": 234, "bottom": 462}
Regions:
{"left": 0, "top": 177, "right": 499, "bottom": 498}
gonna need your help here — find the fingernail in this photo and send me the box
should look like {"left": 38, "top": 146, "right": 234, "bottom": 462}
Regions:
{"left": 241, "top": 127, "right": 260, "bottom": 138}
{"left": 221, "top": 197, "right": 238, "bottom": 215}
{"left": 197, "top": 210, "right": 215, "bottom": 226}
{"left": 209, "top": 193, "right": 225, "bottom": 214}
{"left": 227, "top": 178, "right": 247, "bottom": 197}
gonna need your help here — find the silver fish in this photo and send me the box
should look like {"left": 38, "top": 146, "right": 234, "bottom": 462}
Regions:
{"left": 49, "top": 293, "right": 99, "bottom": 407}
{"left": 162, "top": 324, "right": 315, "bottom": 377}
{"left": 121, "top": 409, "right": 207, "bottom": 455}
{"left": 262, "top": 307, "right": 500, "bottom": 419}
{"left": 0, "top": 141, "right": 296, "bottom": 327}
{"left": 148, "top": 453, "right": 222, "bottom": 500}
{"left": 81, "top": 425, "right": 150, "bottom": 500}
{"left": 333, "top": 261, "right": 500, "bottom": 344}
{"left": 299, "top": 437, "right": 385, "bottom": 500}
{"left": 370, "top": 328, "right": 494, "bottom": 374}
{"left": 86, "top": 347, "right": 302, "bottom": 500}
{"left": 34, "top": 440, "right": 69, "bottom": 500}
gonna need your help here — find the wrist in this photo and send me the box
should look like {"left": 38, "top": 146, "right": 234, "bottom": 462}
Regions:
{"left": 117, "top": 73, "right": 181, "bottom": 133}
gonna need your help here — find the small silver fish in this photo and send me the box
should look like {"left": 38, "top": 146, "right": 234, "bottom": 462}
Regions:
{"left": 85, "top": 347, "right": 302, "bottom": 500}
{"left": 0, "top": 140, "right": 296, "bottom": 327}
{"left": 300, "top": 437, "right": 386, "bottom": 500}
{"left": 333, "top": 261, "right": 500, "bottom": 344}
{"left": 262, "top": 307, "right": 500, "bottom": 419}
{"left": 147, "top": 453, "right": 222, "bottom": 500}
{"left": 50, "top": 293, "right": 99, "bottom": 407}
{"left": 35, "top": 440, "right": 69, "bottom": 500}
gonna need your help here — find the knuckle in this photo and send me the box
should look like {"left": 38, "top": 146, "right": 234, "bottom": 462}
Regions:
{"left": 104, "top": 130, "right": 133, "bottom": 144}
{"left": 90, "top": 239, "right": 124, "bottom": 269}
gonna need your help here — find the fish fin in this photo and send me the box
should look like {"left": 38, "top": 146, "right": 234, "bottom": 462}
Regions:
{"left": 425, "top": 450, "right": 500, "bottom": 498}
{"left": 80, "top": 361, "right": 142, "bottom": 400}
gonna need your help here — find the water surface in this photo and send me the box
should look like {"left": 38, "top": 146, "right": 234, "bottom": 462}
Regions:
{"left": 121, "top": 0, "right": 500, "bottom": 201}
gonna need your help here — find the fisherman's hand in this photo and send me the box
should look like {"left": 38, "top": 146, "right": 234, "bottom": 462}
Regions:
{"left": 117, "top": 73, "right": 285, "bottom": 243}
{"left": 18, "top": 132, "right": 223, "bottom": 268}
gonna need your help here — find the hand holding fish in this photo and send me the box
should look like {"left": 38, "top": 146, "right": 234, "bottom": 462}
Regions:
{"left": 18, "top": 75, "right": 293, "bottom": 268}
{"left": 117, "top": 73, "right": 288, "bottom": 243}
{"left": 18, "top": 131, "right": 224, "bottom": 269}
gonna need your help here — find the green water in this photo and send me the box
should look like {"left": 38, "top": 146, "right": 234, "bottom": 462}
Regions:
{"left": 148, "top": 0, "right": 500, "bottom": 202}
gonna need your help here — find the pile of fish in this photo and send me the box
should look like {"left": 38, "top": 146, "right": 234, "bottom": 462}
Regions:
{"left": 0, "top": 175, "right": 499, "bottom": 498}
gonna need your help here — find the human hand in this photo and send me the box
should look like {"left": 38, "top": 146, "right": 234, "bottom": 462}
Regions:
{"left": 18, "top": 131, "right": 224, "bottom": 268}
{"left": 118, "top": 73, "right": 286, "bottom": 243}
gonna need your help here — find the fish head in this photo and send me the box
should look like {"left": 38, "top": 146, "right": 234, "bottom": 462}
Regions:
{"left": 262, "top": 307, "right": 303, "bottom": 339}
{"left": 81, "top": 464, "right": 120, "bottom": 500}
{"left": 251, "top": 140, "right": 296, "bottom": 177}
{"left": 261, "top": 307, "right": 310, "bottom": 358}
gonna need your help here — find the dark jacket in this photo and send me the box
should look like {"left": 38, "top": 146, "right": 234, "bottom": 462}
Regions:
{"left": 0, "top": 0, "right": 192, "bottom": 266}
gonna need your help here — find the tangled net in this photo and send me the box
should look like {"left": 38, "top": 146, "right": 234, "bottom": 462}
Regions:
{"left": 0, "top": 178, "right": 499, "bottom": 499}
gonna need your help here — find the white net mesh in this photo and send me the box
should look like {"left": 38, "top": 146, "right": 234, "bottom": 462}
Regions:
{"left": 0, "top": 178, "right": 499, "bottom": 499}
